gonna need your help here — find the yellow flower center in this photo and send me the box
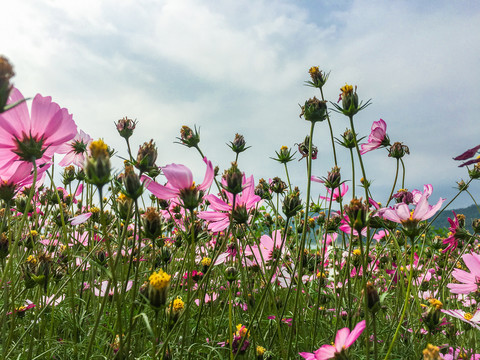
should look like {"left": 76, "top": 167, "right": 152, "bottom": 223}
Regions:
{"left": 340, "top": 84, "right": 354, "bottom": 94}
{"left": 201, "top": 257, "right": 212, "bottom": 267}
{"left": 171, "top": 297, "right": 184, "bottom": 312}
{"left": 90, "top": 139, "right": 109, "bottom": 159}
{"left": 353, "top": 249, "right": 361, "bottom": 256}
{"left": 149, "top": 269, "right": 171, "bottom": 290}
{"left": 464, "top": 312, "right": 473, "bottom": 321}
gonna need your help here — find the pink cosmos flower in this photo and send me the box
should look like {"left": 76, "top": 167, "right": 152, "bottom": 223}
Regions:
{"left": 441, "top": 309, "right": 480, "bottom": 329}
{"left": 198, "top": 175, "right": 261, "bottom": 232}
{"left": 142, "top": 157, "right": 213, "bottom": 205}
{"left": 69, "top": 212, "right": 92, "bottom": 225}
{"left": 381, "top": 191, "right": 444, "bottom": 225}
{"left": 443, "top": 347, "right": 480, "bottom": 360}
{"left": 360, "top": 119, "right": 389, "bottom": 155}
{"left": 447, "top": 252, "right": 480, "bottom": 295}
{"left": 299, "top": 320, "right": 366, "bottom": 359}
{"left": 57, "top": 129, "right": 92, "bottom": 168}
{"left": 0, "top": 88, "right": 77, "bottom": 172}
{"left": 311, "top": 178, "right": 348, "bottom": 203}
{"left": 244, "top": 230, "right": 286, "bottom": 268}
{"left": 442, "top": 211, "right": 461, "bottom": 253}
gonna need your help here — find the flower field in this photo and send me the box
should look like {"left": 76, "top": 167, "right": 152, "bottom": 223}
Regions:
{"left": 1, "top": 57, "right": 480, "bottom": 359}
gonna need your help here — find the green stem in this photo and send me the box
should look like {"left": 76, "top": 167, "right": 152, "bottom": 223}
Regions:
{"left": 383, "top": 244, "right": 415, "bottom": 360}
{"left": 287, "top": 121, "right": 315, "bottom": 357}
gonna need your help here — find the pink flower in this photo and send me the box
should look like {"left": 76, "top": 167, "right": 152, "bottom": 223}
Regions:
{"left": 311, "top": 176, "right": 349, "bottom": 203}
{"left": 69, "top": 212, "right": 92, "bottom": 226}
{"left": 142, "top": 157, "right": 213, "bottom": 207}
{"left": 57, "top": 129, "right": 92, "bottom": 168}
{"left": 244, "top": 230, "right": 286, "bottom": 268}
{"left": 299, "top": 320, "right": 366, "bottom": 359}
{"left": 198, "top": 175, "right": 260, "bottom": 232}
{"left": 0, "top": 88, "right": 77, "bottom": 172}
{"left": 447, "top": 252, "right": 480, "bottom": 295}
{"left": 441, "top": 309, "right": 480, "bottom": 329}
{"left": 442, "top": 211, "right": 461, "bottom": 253}
{"left": 360, "top": 119, "right": 389, "bottom": 155}
{"left": 381, "top": 191, "right": 444, "bottom": 228}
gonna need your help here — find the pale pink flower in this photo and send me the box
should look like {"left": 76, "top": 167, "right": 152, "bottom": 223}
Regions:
{"left": 0, "top": 88, "right": 77, "bottom": 172}
{"left": 447, "top": 252, "right": 480, "bottom": 295}
{"left": 57, "top": 129, "right": 92, "bottom": 168}
{"left": 69, "top": 212, "right": 92, "bottom": 225}
{"left": 244, "top": 230, "right": 286, "bottom": 268}
{"left": 299, "top": 320, "right": 366, "bottom": 359}
{"left": 360, "top": 119, "right": 389, "bottom": 155}
{"left": 381, "top": 191, "right": 444, "bottom": 225}
{"left": 441, "top": 309, "right": 480, "bottom": 329}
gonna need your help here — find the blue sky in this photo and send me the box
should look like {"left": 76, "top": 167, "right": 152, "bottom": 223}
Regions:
{"left": 3, "top": 0, "right": 480, "bottom": 208}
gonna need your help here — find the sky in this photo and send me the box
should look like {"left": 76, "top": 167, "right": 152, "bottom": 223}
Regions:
{"left": 2, "top": 0, "right": 480, "bottom": 209}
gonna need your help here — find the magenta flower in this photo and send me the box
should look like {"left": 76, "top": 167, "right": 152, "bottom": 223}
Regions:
{"left": 57, "top": 129, "right": 92, "bottom": 168}
{"left": 0, "top": 88, "right": 77, "bottom": 172}
{"left": 442, "top": 211, "right": 461, "bottom": 253}
{"left": 142, "top": 157, "right": 213, "bottom": 207}
{"left": 299, "top": 320, "right": 366, "bottom": 359}
{"left": 360, "top": 119, "right": 389, "bottom": 155}
{"left": 447, "top": 252, "right": 480, "bottom": 295}
{"left": 198, "top": 175, "right": 261, "bottom": 232}
{"left": 453, "top": 144, "right": 480, "bottom": 167}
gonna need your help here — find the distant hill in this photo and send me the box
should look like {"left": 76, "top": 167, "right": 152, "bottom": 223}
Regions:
{"left": 431, "top": 204, "right": 480, "bottom": 232}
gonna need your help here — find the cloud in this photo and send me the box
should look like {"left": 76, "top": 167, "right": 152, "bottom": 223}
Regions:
{"left": 1, "top": 0, "right": 479, "bottom": 207}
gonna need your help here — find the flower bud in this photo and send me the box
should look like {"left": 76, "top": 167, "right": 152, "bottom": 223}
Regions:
{"left": 271, "top": 146, "right": 295, "bottom": 164}
{"left": 296, "top": 136, "right": 318, "bottom": 161}
{"left": 136, "top": 139, "right": 157, "bottom": 174}
{"left": 143, "top": 207, "right": 162, "bottom": 240}
{"left": 225, "top": 266, "right": 238, "bottom": 283}
{"left": 306, "top": 66, "right": 329, "bottom": 89}
{"left": 456, "top": 179, "right": 468, "bottom": 191}
{"left": 269, "top": 177, "right": 287, "bottom": 194}
{"left": 166, "top": 297, "right": 185, "bottom": 323}
{"left": 366, "top": 281, "right": 380, "bottom": 313}
{"left": 0, "top": 232, "right": 9, "bottom": 259}
{"left": 468, "top": 163, "right": 480, "bottom": 180}
{"left": 222, "top": 162, "right": 243, "bottom": 195}
{"left": 122, "top": 164, "right": 143, "bottom": 200}
{"left": 344, "top": 198, "right": 369, "bottom": 232}
{"left": 232, "top": 204, "right": 249, "bottom": 225}
{"left": 255, "top": 178, "right": 272, "bottom": 200}
{"left": 85, "top": 139, "right": 111, "bottom": 189}
{"left": 177, "top": 125, "right": 200, "bottom": 148}
{"left": 282, "top": 188, "right": 303, "bottom": 218}
{"left": 115, "top": 117, "right": 137, "bottom": 139}
{"left": 299, "top": 97, "right": 327, "bottom": 122}
{"left": 0, "top": 56, "right": 15, "bottom": 113}
{"left": 324, "top": 166, "right": 341, "bottom": 189}
{"left": 472, "top": 218, "right": 480, "bottom": 234}
{"left": 422, "top": 344, "right": 441, "bottom": 360}
{"left": 228, "top": 133, "right": 250, "bottom": 154}
{"left": 338, "top": 128, "right": 356, "bottom": 149}
{"left": 392, "top": 188, "right": 414, "bottom": 204}
{"left": 388, "top": 142, "right": 410, "bottom": 159}
{"left": 148, "top": 269, "right": 171, "bottom": 308}
{"left": 62, "top": 165, "right": 76, "bottom": 185}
